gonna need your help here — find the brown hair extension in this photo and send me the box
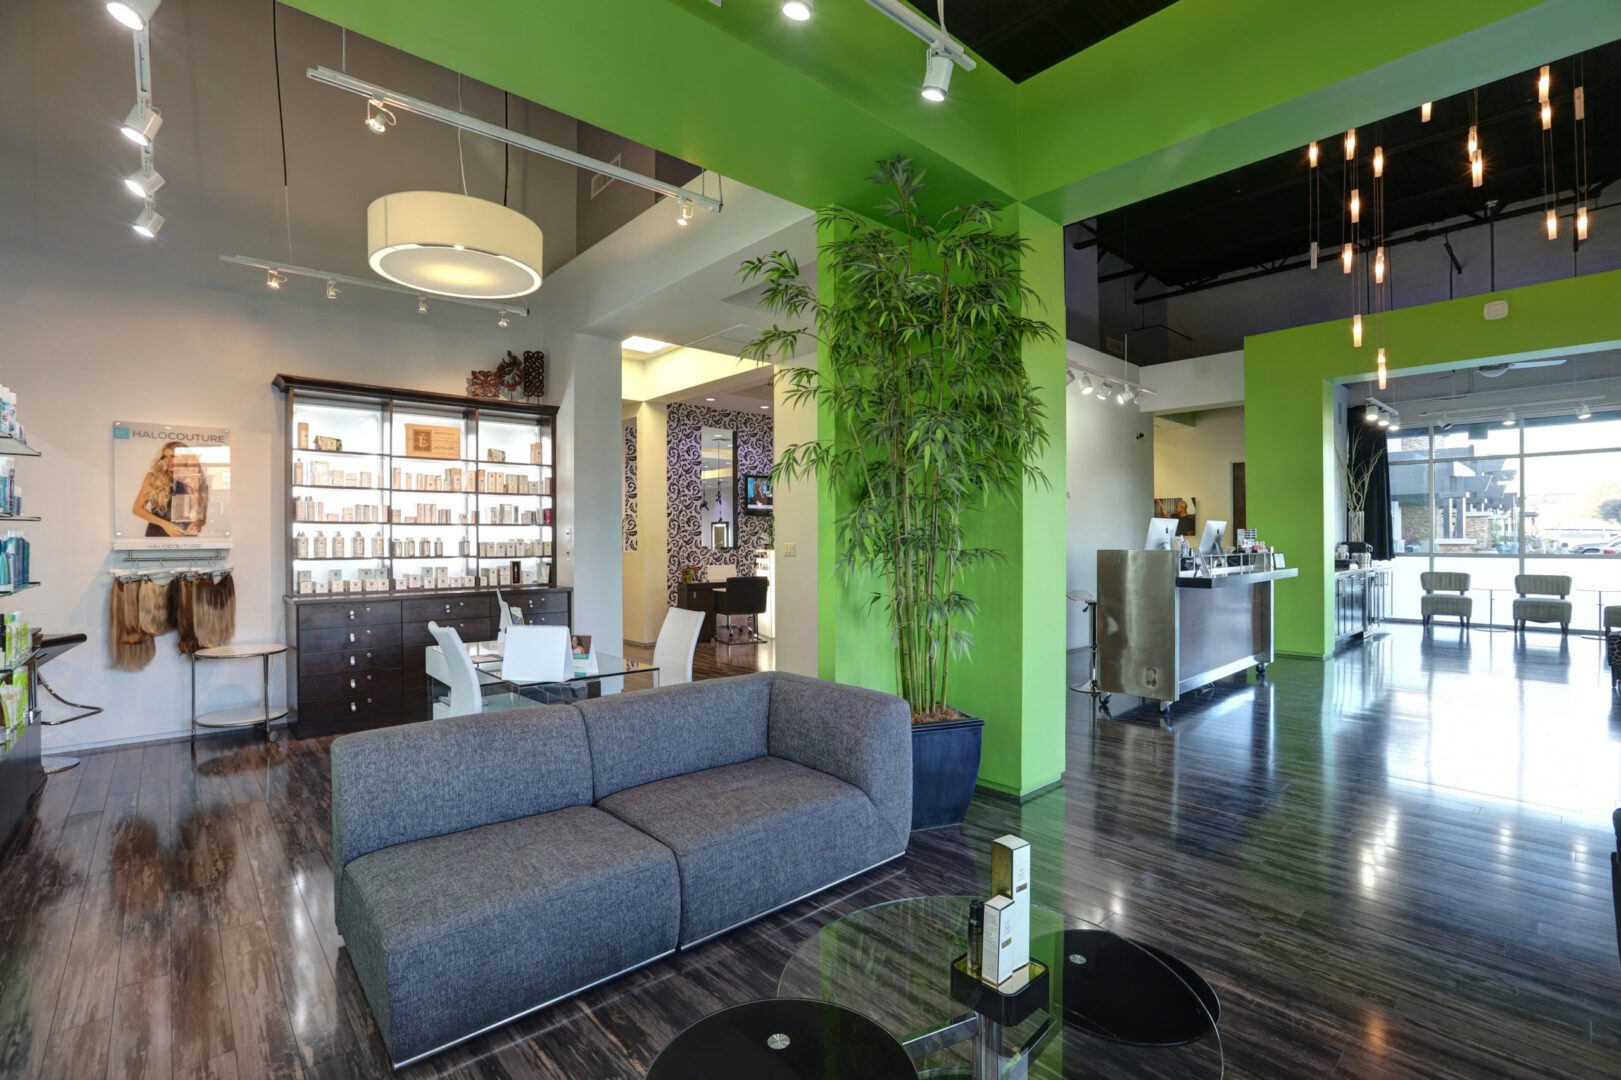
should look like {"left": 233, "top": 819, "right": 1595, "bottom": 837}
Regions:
{"left": 193, "top": 573, "right": 235, "bottom": 649}
{"left": 111, "top": 578, "right": 155, "bottom": 671}
{"left": 174, "top": 577, "right": 199, "bottom": 656}
{"left": 137, "top": 577, "right": 173, "bottom": 636}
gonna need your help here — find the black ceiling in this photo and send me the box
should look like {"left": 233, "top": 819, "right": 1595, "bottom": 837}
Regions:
{"left": 1086, "top": 41, "right": 1621, "bottom": 291}
{"left": 901, "top": 0, "right": 1179, "bottom": 83}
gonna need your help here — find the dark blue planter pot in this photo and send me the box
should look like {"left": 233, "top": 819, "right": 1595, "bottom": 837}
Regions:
{"left": 910, "top": 713, "right": 983, "bottom": 831}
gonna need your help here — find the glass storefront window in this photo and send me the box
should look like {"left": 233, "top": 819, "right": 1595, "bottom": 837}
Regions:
{"left": 1521, "top": 451, "right": 1621, "bottom": 555}
{"left": 1433, "top": 422, "right": 1521, "bottom": 458}
{"left": 1522, "top": 411, "right": 1621, "bottom": 454}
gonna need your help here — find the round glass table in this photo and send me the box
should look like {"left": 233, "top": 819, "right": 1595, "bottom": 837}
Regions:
{"left": 777, "top": 895, "right": 1222, "bottom": 1079}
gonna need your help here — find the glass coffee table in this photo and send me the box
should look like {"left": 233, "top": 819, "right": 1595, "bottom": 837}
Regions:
{"left": 777, "top": 895, "right": 1222, "bottom": 1079}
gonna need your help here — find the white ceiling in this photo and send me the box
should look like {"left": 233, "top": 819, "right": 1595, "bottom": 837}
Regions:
{"left": 676, "top": 372, "right": 776, "bottom": 414}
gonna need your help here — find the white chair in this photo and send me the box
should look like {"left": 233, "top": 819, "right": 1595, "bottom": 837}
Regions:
{"left": 652, "top": 607, "right": 704, "bottom": 686}
{"left": 426, "top": 621, "right": 489, "bottom": 719}
{"left": 496, "top": 590, "right": 524, "bottom": 637}
{"left": 705, "top": 565, "right": 738, "bottom": 582}
{"left": 501, "top": 625, "right": 571, "bottom": 689}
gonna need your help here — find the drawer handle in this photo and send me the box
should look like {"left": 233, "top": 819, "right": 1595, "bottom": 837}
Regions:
{"left": 348, "top": 632, "right": 356, "bottom": 644}
{"left": 349, "top": 678, "right": 356, "bottom": 690}
{"left": 348, "top": 656, "right": 356, "bottom": 668}
{"left": 444, "top": 604, "right": 452, "bottom": 614}
{"left": 348, "top": 609, "right": 356, "bottom": 620}
{"left": 349, "top": 701, "right": 357, "bottom": 713}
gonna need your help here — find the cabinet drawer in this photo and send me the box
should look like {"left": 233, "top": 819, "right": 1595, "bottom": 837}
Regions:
{"left": 526, "top": 609, "right": 569, "bottom": 628}
{"left": 296, "top": 600, "right": 400, "bottom": 631}
{"left": 300, "top": 623, "right": 401, "bottom": 654}
{"left": 299, "top": 669, "right": 401, "bottom": 703}
{"left": 402, "top": 617, "right": 493, "bottom": 648}
{"left": 507, "top": 590, "right": 571, "bottom": 618}
{"left": 401, "top": 595, "right": 493, "bottom": 622}
{"left": 295, "top": 691, "right": 403, "bottom": 727}
{"left": 297, "top": 647, "right": 401, "bottom": 677}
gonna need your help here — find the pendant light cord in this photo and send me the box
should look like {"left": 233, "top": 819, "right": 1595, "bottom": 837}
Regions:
{"left": 271, "top": 0, "right": 293, "bottom": 262}
{"left": 456, "top": 74, "right": 468, "bottom": 197}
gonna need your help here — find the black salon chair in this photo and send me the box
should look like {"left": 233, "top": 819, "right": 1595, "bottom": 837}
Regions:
{"left": 713, "top": 575, "right": 769, "bottom": 643}
{"left": 1612, "top": 808, "right": 1620, "bottom": 967}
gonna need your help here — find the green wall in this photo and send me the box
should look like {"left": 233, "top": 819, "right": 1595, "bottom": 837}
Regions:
{"left": 1245, "top": 268, "right": 1621, "bottom": 658}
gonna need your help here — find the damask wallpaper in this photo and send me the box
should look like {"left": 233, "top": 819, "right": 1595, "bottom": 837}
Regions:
{"left": 623, "top": 420, "right": 637, "bottom": 552}
{"left": 665, "top": 402, "right": 773, "bottom": 605}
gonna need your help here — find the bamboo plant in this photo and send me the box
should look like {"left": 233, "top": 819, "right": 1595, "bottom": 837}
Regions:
{"left": 739, "top": 159, "right": 1053, "bottom": 722}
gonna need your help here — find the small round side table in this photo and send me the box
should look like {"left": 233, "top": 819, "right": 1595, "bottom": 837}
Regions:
{"left": 645, "top": 999, "right": 916, "bottom": 1080}
{"left": 190, "top": 644, "right": 289, "bottom": 750}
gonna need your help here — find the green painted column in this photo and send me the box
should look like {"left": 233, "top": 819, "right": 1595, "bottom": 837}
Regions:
{"left": 816, "top": 204, "right": 1068, "bottom": 798}
{"left": 1246, "top": 268, "right": 1621, "bottom": 658}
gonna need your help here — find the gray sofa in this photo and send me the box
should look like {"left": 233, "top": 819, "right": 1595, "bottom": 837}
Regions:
{"left": 330, "top": 671, "right": 912, "bottom": 1067}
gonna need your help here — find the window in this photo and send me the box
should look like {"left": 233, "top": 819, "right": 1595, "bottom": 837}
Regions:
{"left": 1382, "top": 408, "right": 1621, "bottom": 630}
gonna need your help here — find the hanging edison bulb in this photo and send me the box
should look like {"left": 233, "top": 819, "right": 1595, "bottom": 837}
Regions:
{"left": 1352, "top": 313, "right": 1363, "bottom": 347}
{"left": 1342, "top": 243, "right": 1354, "bottom": 274}
{"left": 1546, "top": 208, "right": 1559, "bottom": 239}
{"left": 1421, "top": 101, "right": 1433, "bottom": 122}
{"left": 1541, "top": 102, "right": 1552, "bottom": 131}
{"left": 1471, "top": 151, "right": 1484, "bottom": 188}
{"left": 1308, "top": 141, "right": 1319, "bottom": 167}
{"left": 1467, "top": 125, "right": 1478, "bottom": 156}
{"left": 1376, "top": 347, "right": 1388, "bottom": 391}
{"left": 1373, "top": 146, "right": 1385, "bottom": 178}
{"left": 1349, "top": 189, "right": 1361, "bottom": 224}
{"left": 1374, "top": 246, "right": 1386, "bottom": 284}
{"left": 1538, "top": 65, "right": 1550, "bottom": 103}
{"left": 1344, "top": 128, "right": 1357, "bottom": 159}
{"left": 1577, "top": 205, "right": 1590, "bottom": 240}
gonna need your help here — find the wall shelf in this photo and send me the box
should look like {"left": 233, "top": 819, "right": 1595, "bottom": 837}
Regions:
{"left": 0, "top": 516, "right": 40, "bottom": 523}
{"left": 0, "top": 436, "right": 40, "bottom": 458}
{"left": 0, "top": 583, "right": 40, "bottom": 597}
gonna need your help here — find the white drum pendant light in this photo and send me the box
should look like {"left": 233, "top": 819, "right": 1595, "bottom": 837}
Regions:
{"left": 367, "top": 191, "right": 543, "bottom": 299}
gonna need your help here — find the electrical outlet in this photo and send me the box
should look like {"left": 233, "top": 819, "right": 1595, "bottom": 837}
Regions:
{"left": 783, "top": 542, "right": 797, "bottom": 558}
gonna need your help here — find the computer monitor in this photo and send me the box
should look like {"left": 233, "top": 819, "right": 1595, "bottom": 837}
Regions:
{"left": 1145, "top": 518, "right": 1179, "bottom": 551}
{"left": 1199, "top": 520, "right": 1228, "bottom": 556}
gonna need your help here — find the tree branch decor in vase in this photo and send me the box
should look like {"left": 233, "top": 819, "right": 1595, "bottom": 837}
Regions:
{"left": 1340, "top": 440, "right": 1383, "bottom": 543}
{"left": 739, "top": 158, "right": 1054, "bottom": 828}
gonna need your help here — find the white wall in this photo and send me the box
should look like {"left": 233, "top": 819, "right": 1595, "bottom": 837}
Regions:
{"left": 1153, "top": 407, "right": 1247, "bottom": 547}
{"left": 1065, "top": 343, "right": 1155, "bottom": 649}
{"left": 771, "top": 358, "right": 819, "bottom": 675}
{"left": 0, "top": 250, "right": 531, "bottom": 751}
{"left": 622, "top": 403, "right": 669, "bottom": 644}
{"left": 1139, "top": 350, "right": 1245, "bottom": 414}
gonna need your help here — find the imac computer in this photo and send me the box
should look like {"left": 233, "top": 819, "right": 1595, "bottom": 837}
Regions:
{"left": 1198, "top": 520, "right": 1228, "bottom": 556}
{"left": 1145, "top": 518, "right": 1179, "bottom": 551}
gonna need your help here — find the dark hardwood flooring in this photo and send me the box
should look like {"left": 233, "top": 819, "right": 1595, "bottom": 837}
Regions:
{"left": 2, "top": 625, "right": 1619, "bottom": 1078}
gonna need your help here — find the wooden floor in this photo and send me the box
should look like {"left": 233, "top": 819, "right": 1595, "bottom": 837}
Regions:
{"left": 2, "top": 626, "right": 1619, "bottom": 1078}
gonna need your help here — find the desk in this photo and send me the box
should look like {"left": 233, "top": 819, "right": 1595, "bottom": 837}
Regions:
{"left": 677, "top": 581, "right": 728, "bottom": 643}
{"left": 426, "top": 640, "right": 659, "bottom": 707}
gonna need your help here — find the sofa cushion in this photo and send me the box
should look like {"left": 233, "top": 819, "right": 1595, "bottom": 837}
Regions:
{"left": 339, "top": 805, "right": 679, "bottom": 1064}
{"left": 331, "top": 704, "right": 593, "bottom": 876}
{"left": 597, "top": 755, "right": 900, "bottom": 945}
{"left": 576, "top": 672, "right": 772, "bottom": 799}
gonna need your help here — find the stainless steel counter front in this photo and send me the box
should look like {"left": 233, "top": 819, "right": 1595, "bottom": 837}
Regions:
{"left": 1096, "top": 550, "right": 1297, "bottom": 715}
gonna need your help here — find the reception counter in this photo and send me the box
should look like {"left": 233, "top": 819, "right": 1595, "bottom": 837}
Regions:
{"left": 1095, "top": 549, "right": 1298, "bottom": 716}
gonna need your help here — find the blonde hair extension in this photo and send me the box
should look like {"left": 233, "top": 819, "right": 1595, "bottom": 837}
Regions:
{"left": 137, "top": 577, "right": 173, "bottom": 636}
{"left": 112, "top": 577, "right": 155, "bottom": 671}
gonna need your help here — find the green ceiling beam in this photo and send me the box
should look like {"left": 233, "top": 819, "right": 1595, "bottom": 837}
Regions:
{"left": 1015, "top": 0, "right": 1621, "bottom": 223}
{"left": 278, "top": 0, "right": 1019, "bottom": 216}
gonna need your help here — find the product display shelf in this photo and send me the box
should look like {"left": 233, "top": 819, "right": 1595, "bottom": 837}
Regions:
{"left": 0, "top": 583, "right": 41, "bottom": 597}
{"left": 0, "top": 436, "right": 40, "bottom": 458}
{"left": 0, "top": 516, "right": 40, "bottom": 523}
{"left": 0, "top": 648, "right": 33, "bottom": 679}
{"left": 0, "top": 432, "right": 47, "bottom": 853}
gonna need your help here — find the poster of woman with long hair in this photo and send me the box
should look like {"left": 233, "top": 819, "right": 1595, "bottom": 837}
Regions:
{"left": 112, "top": 422, "right": 232, "bottom": 549}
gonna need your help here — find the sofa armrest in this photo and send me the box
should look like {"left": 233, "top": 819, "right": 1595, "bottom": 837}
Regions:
{"left": 330, "top": 705, "right": 592, "bottom": 872}
{"left": 766, "top": 672, "right": 912, "bottom": 849}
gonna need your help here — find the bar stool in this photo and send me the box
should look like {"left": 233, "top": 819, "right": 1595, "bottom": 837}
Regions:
{"left": 1067, "top": 590, "right": 1100, "bottom": 697}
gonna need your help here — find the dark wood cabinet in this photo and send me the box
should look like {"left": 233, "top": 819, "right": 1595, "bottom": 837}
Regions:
{"left": 285, "top": 587, "right": 572, "bottom": 737}
{"left": 0, "top": 722, "right": 43, "bottom": 862}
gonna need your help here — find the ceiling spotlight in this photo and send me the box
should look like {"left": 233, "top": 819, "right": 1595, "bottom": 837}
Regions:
{"left": 1376, "top": 412, "right": 1390, "bottom": 429}
{"left": 1079, "top": 374, "right": 1094, "bottom": 396}
{"left": 921, "top": 46, "right": 953, "bottom": 103}
{"left": 677, "top": 201, "right": 694, "bottom": 227}
{"left": 1098, "top": 382, "right": 1115, "bottom": 401}
{"left": 416, "top": 295, "right": 428, "bottom": 315}
{"left": 497, "top": 310, "right": 510, "bottom": 328}
{"left": 122, "top": 164, "right": 164, "bottom": 198}
{"left": 106, "top": 0, "right": 160, "bottom": 31}
{"left": 365, "top": 99, "right": 396, "bottom": 135}
{"left": 325, "top": 280, "right": 340, "bottom": 301}
{"left": 705, "top": 397, "right": 716, "bottom": 402}
{"left": 1363, "top": 408, "right": 1379, "bottom": 424}
{"left": 1439, "top": 414, "right": 1454, "bottom": 431}
{"left": 1388, "top": 414, "right": 1401, "bottom": 432}
{"left": 1577, "top": 402, "right": 1592, "bottom": 420}
{"left": 760, "top": 404, "right": 770, "bottom": 410}
{"left": 131, "top": 202, "right": 164, "bottom": 239}
{"left": 1502, "top": 410, "right": 1516, "bottom": 427}
{"left": 120, "top": 101, "right": 163, "bottom": 147}
{"left": 265, "top": 269, "right": 285, "bottom": 291}
{"left": 782, "top": 0, "right": 813, "bottom": 20}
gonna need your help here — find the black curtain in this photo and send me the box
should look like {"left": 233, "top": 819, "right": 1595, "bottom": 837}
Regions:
{"left": 1348, "top": 405, "right": 1394, "bottom": 561}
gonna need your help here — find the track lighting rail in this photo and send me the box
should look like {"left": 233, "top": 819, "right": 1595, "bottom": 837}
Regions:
{"left": 305, "top": 67, "right": 724, "bottom": 214}
{"left": 218, "top": 256, "right": 531, "bottom": 318}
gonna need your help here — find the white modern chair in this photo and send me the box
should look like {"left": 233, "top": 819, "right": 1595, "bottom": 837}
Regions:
{"left": 426, "top": 621, "right": 490, "bottom": 719}
{"left": 652, "top": 607, "right": 704, "bottom": 686}
{"left": 501, "top": 625, "right": 571, "bottom": 689}
{"left": 496, "top": 590, "right": 524, "bottom": 637}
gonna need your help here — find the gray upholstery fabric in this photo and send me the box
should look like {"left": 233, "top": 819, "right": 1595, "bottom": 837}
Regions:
{"left": 576, "top": 673, "right": 771, "bottom": 799}
{"left": 1420, "top": 571, "right": 1471, "bottom": 593}
{"left": 766, "top": 671, "right": 912, "bottom": 851}
{"left": 1514, "top": 598, "right": 1573, "bottom": 625}
{"left": 1421, "top": 594, "right": 1472, "bottom": 618}
{"left": 598, "top": 755, "right": 898, "bottom": 945}
{"left": 341, "top": 805, "right": 679, "bottom": 1064}
{"left": 330, "top": 705, "right": 591, "bottom": 912}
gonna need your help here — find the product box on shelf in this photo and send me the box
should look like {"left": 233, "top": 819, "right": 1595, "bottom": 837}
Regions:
{"left": 981, "top": 895, "right": 1018, "bottom": 985}
{"left": 991, "top": 836, "right": 1031, "bottom": 974}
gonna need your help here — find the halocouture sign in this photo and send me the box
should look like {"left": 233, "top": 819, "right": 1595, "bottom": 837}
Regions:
{"left": 111, "top": 420, "right": 233, "bottom": 550}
